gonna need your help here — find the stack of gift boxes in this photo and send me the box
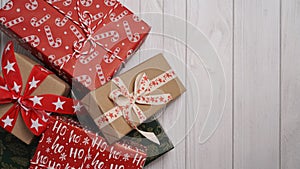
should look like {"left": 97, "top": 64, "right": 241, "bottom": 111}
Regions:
{"left": 0, "top": 0, "right": 186, "bottom": 168}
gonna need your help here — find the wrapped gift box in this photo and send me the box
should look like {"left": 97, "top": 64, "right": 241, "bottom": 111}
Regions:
{"left": 0, "top": 0, "right": 151, "bottom": 91}
{"left": 29, "top": 118, "right": 147, "bottom": 169}
{"left": 125, "top": 120, "right": 174, "bottom": 166}
{"left": 82, "top": 54, "right": 186, "bottom": 144}
{"left": 0, "top": 42, "right": 71, "bottom": 144}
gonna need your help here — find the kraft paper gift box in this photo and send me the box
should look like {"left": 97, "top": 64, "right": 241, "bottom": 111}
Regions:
{"left": 0, "top": 0, "right": 151, "bottom": 92}
{"left": 82, "top": 53, "right": 186, "bottom": 144}
{"left": 0, "top": 42, "right": 73, "bottom": 144}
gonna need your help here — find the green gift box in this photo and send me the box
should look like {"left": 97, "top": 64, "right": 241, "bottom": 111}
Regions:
{"left": 125, "top": 120, "right": 174, "bottom": 166}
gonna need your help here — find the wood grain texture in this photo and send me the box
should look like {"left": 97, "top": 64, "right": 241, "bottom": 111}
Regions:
{"left": 139, "top": 1, "right": 164, "bottom": 169}
{"left": 161, "top": 0, "right": 187, "bottom": 169}
{"left": 234, "top": 0, "right": 280, "bottom": 169}
{"left": 186, "top": 0, "right": 233, "bottom": 169}
{"left": 281, "top": 0, "right": 300, "bottom": 168}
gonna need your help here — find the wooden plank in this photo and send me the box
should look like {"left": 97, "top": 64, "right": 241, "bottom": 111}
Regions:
{"left": 161, "top": 0, "right": 187, "bottom": 169}
{"left": 281, "top": 0, "right": 300, "bottom": 168}
{"left": 186, "top": 0, "right": 233, "bottom": 168}
{"left": 234, "top": 0, "right": 280, "bottom": 169}
{"left": 140, "top": 0, "right": 164, "bottom": 168}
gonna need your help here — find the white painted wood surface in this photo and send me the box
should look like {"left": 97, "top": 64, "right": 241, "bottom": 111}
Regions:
{"left": 1, "top": 0, "right": 300, "bottom": 168}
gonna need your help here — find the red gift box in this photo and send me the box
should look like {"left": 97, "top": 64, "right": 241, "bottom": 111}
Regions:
{"left": 0, "top": 0, "right": 150, "bottom": 91}
{"left": 29, "top": 118, "right": 147, "bottom": 169}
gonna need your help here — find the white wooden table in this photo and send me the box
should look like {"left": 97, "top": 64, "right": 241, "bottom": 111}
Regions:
{"left": 1, "top": 0, "right": 300, "bottom": 169}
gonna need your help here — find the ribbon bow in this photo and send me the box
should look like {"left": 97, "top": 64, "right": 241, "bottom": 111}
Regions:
{"left": 0, "top": 42, "right": 81, "bottom": 136}
{"left": 72, "top": 0, "right": 122, "bottom": 61}
{"left": 95, "top": 70, "right": 177, "bottom": 144}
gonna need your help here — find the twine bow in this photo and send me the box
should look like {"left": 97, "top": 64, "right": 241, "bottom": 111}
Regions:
{"left": 95, "top": 70, "right": 177, "bottom": 144}
{"left": 0, "top": 42, "right": 80, "bottom": 136}
{"left": 72, "top": 0, "right": 122, "bottom": 61}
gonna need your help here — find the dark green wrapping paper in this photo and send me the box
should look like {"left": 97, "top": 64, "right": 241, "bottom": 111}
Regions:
{"left": 125, "top": 120, "right": 174, "bottom": 166}
{"left": 0, "top": 129, "right": 38, "bottom": 169}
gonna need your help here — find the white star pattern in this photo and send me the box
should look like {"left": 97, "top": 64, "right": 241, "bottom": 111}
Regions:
{"left": 5, "top": 43, "right": 11, "bottom": 52}
{"left": 59, "top": 152, "right": 67, "bottom": 161}
{"left": 52, "top": 98, "right": 65, "bottom": 110}
{"left": 29, "top": 77, "right": 40, "bottom": 90}
{"left": 2, "top": 116, "right": 13, "bottom": 128}
{"left": 29, "top": 96, "right": 43, "bottom": 106}
{"left": 11, "top": 81, "right": 21, "bottom": 93}
{"left": 86, "top": 164, "right": 90, "bottom": 168}
{"left": 46, "top": 137, "right": 52, "bottom": 144}
{"left": 72, "top": 102, "right": 83, "bottom": 113}
{"left": 30, "top": 118, "right": 43, "bottom": 132}
{"left": 46, "top": 148, "right": 50, "bottom": 153}
{"left": 4, "top": 60, "right": 15, "bottom": 74}
{"left": 82, "top": 137, "right": 90, "bottom": 145}
{"left": 123, "top": 153, "right": 130, "bottom": 161}
{"left": 0, "top": 84, "right": 8, "bottom": 91}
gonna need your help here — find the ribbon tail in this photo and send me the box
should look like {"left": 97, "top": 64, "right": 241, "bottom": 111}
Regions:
{"left": 135, "top": 128, "right": 160, "bottom": 145}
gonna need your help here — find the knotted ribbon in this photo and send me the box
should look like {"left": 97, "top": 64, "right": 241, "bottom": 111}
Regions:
{"left": 0, "top": 42, "right": 81, "bottom": 136}
{"left": 72, "top": 0, "right": 123, "bottom": 61}
{"left": 95, "top": 69, "right": 177, "bottom": 144}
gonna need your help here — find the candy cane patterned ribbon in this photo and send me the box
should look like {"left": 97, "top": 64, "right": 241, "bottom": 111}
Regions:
{"left": 72, "top": 0, "right": 122, "bottom": 61}
{"left": 0, "top": 42, "right": 81, "bottom": 136}
{"left": 95, "top": 69, "right": 177, "bottom": 144}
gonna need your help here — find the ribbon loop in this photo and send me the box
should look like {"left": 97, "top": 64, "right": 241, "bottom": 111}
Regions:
{"left": 0, "top": 42, "right": 79, "bottom": 136}
{"left": 95, "top": 70, "right": 177, "bottom": 144}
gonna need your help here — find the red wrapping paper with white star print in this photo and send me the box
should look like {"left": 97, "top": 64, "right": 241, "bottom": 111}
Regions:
{"left": 0, "top": 42, "right": 80, "bottom": 144}
{"left": 29, "top": 118, "right": 147, "bottom": 169}
{"left": 0, "top": 0, "right": 150, "bottom": 91}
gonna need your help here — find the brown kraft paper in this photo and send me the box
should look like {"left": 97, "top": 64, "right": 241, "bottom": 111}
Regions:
{"left": 0, "top": 53, "right": 70, "bottom": 144}
{"left": 82, "top": 53, "right": 186, "bottom": 144}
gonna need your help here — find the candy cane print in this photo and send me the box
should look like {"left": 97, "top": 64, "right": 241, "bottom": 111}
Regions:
{"left": 63, "top": 0, "right": 72, "bottom": 6}
{"left": 0, "top": 17, "right": 6, "bottom": 24}
{"left": 25, "top": 0, "right": 38, "bottom": 11}
{"left": 4, "top": 17, "right": 24, "bottom": 28}
{"left": 46, "top": 0, "right": 61, "bottom": 4}
{"left": 1, "top": 0, "right": 13, "bottom": 11}
{"left": 55, "top": 11, "right": 72, "bottom": 27}
{"left": 127, "top": 49, "right": 133, "bottom": 57}
{"left": 44, "top": 25, "right": 62, "bottom": 48}
{"left": 132, "top": 15, "right": 141, "bottom": 22}
{"left": 103, "top": 47, "right": 120, "bottom": 63}
{"left": 75, "top": 75, "right": 92, "bottom": 87}
{"left": 53, "top": 54, "right": 71, "bottom": 67}
{"left": 95, "top": 64, "right": 106, "bottom": 85}
{"left": 92, "top": 12, "right": 104, "bottom": 22}
{"left": 104, "top": 0, "right": 116, "bottom": 6}
{"left": 22, "top": 35, "right": 40, "bottom": 47}
{"left": 109, "top": 10, "right": 128, "bottom": 22}
{"left": 30, "top": 14, "right": 51, "bottom": 27}
{"left": 70, "top": 25, "right": 85, "bottom": 42}
{"left": 79, "top": 51, "right": 99, "bottom": 64}
{"left": 123, "top": 21, "right": 140, "bottom": 43}
{"left": 48, "top": 54, "right": 55, "bottom": 63}
{"left": 94, "top": 31, "right": 119, "bottom": 43}
{"left": 80, "top": 0, "right": 93, "bottom": 7}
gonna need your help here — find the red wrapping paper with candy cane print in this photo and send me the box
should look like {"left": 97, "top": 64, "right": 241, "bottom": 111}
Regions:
{"left": 29, "top": 118, "right": 147, "bottom": 169}
{"left": 0, "top": 0, "right": 151, "bottom": 91}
